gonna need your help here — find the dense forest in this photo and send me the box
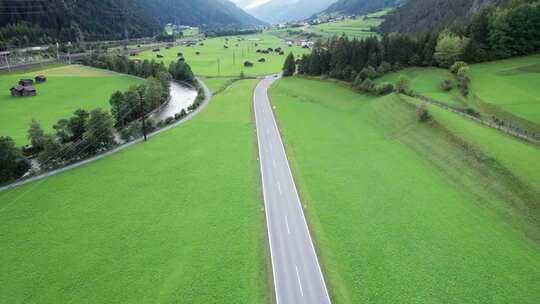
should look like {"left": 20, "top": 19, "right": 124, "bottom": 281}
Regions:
{"left": 298, "top": 0, "right": 540, "bottom": 80}
{"left": 380, "top": 0, "right": 503, "bottom": 33}
{"left": 0, "top": 0, "right": 262, "bottom": 48}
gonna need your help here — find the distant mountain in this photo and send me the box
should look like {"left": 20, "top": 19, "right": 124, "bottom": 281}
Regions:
{"left": 321, "top": 0, "right": 403, "bottom": 15}
{"left": 233, "top": 0, "right": 338, "bottom": 24}
{"left": 0, "top": 0, "right": 263, "bottom": 44}
{"left": 380, "top": 0, "right": 503, "bottom": 33}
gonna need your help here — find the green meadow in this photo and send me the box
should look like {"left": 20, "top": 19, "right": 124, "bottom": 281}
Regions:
{"left": 0, "top": 65, "right": 143, "bottom": 145}
{"left": 269, "top": 77, "right": 540, "bottom": 304}
{"left": 377, "top": 55, "right": 540, "bottom": 132}
{"left": 133, "top": 34, "right": 309, "bottom": 77}
{"left": 308, "top": 10, "right": 388, "bottom": 39}
{"left": 0, "top": 80, "right": 270, "bottom": 304}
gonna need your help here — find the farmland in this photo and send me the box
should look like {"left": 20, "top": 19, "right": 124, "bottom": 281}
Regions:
{"left": 376, "top": 55, "right": 540, "bottom": 134}
{"left": 0, "top": 80, "right": 269, "bottom": 304}
{"left": 0, "top": 65, "right": 143, "bottom": 145}
{"left": 269, "top": 77, "right": 540, "bottom": 303}
{"left": 132, "top": 34, "right": 309, "bottom": 77}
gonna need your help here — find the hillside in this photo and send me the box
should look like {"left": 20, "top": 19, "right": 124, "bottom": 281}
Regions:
{"left": 321, "top": 0, "right": 403, "bottom": 16}
{"left": 380, "top": 0, "right": 502, "bottom": 33}
{"left": 238, "top": 0, "right": 337, "bottom": 24}
{"left": 0, "top": 0, "right": 262, "bottom": 46}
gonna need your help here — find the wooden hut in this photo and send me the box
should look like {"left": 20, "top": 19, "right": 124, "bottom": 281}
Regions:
{"left": 22, "top": 86, "right": 37, "bottom": 96}
{"left": 244, "top": 61, "right": 254, "bottom": 67}
{"left": 35, "top": 75, "right": 47, "bottom": 83}
{"left": 258, "top": 58, "right": 266, "bottom": 63}
{"left": 19, "top": 79, "right": 34, "bottom": 86}
{"left": 10, "top": 85, "right": 24, "bottom": 96}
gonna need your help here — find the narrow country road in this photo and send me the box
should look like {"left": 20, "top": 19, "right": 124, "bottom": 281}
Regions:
{"left": 254, "top": 76, "right": 332, "bottom": 304}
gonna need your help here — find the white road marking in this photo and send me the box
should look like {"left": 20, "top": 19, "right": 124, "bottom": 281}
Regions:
{"left": 272, "top": 159, "right": 277, "bottom": 168}
{"left": 285, "top": 216, "right": 290, "bottom": 234}
{"left": 277, "top": 181, "right": 282, "bottom": 195}
{"left": 296, "top": 266, "right": 304, "bottom": 297}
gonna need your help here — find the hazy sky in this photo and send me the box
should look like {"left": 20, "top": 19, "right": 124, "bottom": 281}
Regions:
{"left": 231, "top": 0, "right": 275, "bottom": 10}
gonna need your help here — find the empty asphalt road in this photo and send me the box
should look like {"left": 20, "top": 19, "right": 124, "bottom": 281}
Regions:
{"left": 254, "top": 76, "right": 332, "bottom": 304}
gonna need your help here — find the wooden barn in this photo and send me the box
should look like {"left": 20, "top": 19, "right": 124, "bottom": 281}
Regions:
{"left": 11, "top": 85, "right": 36, "bottom": 97}
{"left": 19, "top": 79, "right": 34, "bottom": 86}
{"left": 35, "top": 75, "right": 47, "bottom": 83}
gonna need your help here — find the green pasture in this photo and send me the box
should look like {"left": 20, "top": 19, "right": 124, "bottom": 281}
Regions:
{"left": 0, "top": 79, "right": 269, "bottom": 304}
{"left": 133, "top": 34, "right": 309, "bottom": 77}
{"left": 203, "top": 77, "right": 239, "bottom": 94}
{"left": 0, "top": 65, "right": 142, "bottom": 145}
{"left": 269, "top": 77, "right": 540, "bottom": 303}
{"left": 377, "top": 55, "right": 540, "bottom": 131}
{"left": 308, "top": 11, "right": 387, "bottom": 39}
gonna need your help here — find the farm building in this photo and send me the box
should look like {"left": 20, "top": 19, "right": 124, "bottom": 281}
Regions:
{"left": 19, "top": 79, "right": 34, "bottom": 86}
{"left": 11, "top": 85, "right": 36, "bottom": 97}
{"left": 35, "top": 75, "right": 46, "bottom": 83}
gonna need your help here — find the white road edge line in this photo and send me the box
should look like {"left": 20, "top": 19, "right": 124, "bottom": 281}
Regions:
{"left": 296, "top": 266, "right": 304, "bottom": 297}
{"left": 266, "top": 76, "right": 332, "bottom": 303}
{"left": 285, "top": 216, "right": 291, "bottom": 234}
{"left": 254, "top": 79, "right": 281, "bottom": 304}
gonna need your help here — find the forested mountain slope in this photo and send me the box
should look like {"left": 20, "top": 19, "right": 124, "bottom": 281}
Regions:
{"left": 321, "top": 0, "right": 403, "bottom": 15}
{"left": 380, "top": 0, "right": 503, "bottom": 33}
{"left": 0, "top": 0, "right": 262, "bottom": 46}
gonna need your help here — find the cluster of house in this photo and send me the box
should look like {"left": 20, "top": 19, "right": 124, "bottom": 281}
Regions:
{"left": 10, "top": 75, "right": 46, "bottom": 97}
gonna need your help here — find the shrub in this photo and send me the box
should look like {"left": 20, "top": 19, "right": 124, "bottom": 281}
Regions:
{"left": 450, "top": 61, "right": 468, "bottom": 74}
{"left": 376, "top": 82, "right": 394, "bottom": 95}
{"left": 396, "top": 75, "right": 414, "bottom": 96}
{"left": 165, "top": 117, "right": 175, "bottom": 125}
{"left": 416, "top": 104, "right": 431, "bottom": 123}
{"left": 457, "top": 66, "right": 470, "bottom": 97}
{"left": 440, "top": 78, "right": 455, "bottom": 91}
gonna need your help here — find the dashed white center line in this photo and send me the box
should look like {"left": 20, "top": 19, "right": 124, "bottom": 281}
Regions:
{"left": 277, "top": 181, "right": 282, "bottom": 195}
{"left": 285, "top": 216, "right": 290, "bottom": 234}
{"left": 295, "top": 266, "right": 304, "bottom": 297}
{"left": 272, "top": 159, "right": 277, "bottom": 168}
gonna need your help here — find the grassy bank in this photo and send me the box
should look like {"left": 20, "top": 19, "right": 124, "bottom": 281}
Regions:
{"left": 0, "top": 79, "right": 269, "bottom": 304}
{"left": 269, "top": 77, "right": 540, "bottom": 303}
{"left": 377, "top": 55, "right": 540, "bottom": 132}
{"left": 0, "top": 65, "right": 143, "bottom": 145}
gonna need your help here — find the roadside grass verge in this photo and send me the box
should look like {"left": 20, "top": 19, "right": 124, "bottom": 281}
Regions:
{"left": 0, "top": 65, "right": 143, "bottom": 145}
{"left": 269, "top": 77, "right": 540, "bottom": 304}
{"left": 0, "top": 79, "right": 270, "bottom": 304}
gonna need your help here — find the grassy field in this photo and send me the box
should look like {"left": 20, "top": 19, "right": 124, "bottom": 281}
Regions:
{"left": 268, "top": 10, "right": 387, "bottom": 41}
{"left": 0, "top": 80, "right": 270, "bottom": 304}
{"left": 133, "top": 34, "right": 309, "bottom": 77}
{"left": 0, "top": 65, "right": 143, "bottom": 145}
{"left": 377, "top": 55, "right": 540, "bottom": 133}
{"left": 269, "top": 77, "right": 540, "bottom": 303}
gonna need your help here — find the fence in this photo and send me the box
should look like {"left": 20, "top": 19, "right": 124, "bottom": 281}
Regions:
{"left": 415, "top": 94, "right": 540, "bottom": 146}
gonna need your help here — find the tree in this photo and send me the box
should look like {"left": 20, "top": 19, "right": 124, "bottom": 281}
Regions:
{"left": 416, "top": 104, "right": 430, "bottom": 123}
{"left": 110, "top": 91, "right": 128, "bottom": 127}
{"left": 0, "top": 136, "right": 30, "bottom": 183}
{"left": 282, "top": 52, "right": 296, "bottom": 77}
{"left": 434, "top": 33, "right": 467, "bottom": 68}
{"left": 37, "top": 135, "right": 64, "bottom": 169}
{"left": 358, "top": 66, "right": 377, "bottom": 80}
{"left": 396, "top": 75, "right": 413, "bottom": 96}
{"left": 456, "top": 66, "right": 470, "bottom": 97}
{"left": 144, "top": 77, "right": 164, "bottom": 112}
{"left": 27, "top": 119, "right": 46, "bottom": 150}
{"left": 53, "top": 118, "right": 72, "bottom": 143}
{"left": 68, "top": 109, "right": 89, "bottom": 141}
{"left": 83, "top": 108, "right": 115, "bottom": 154}
{"left": 450, "top": 61, "right": 468, "bottom": 74}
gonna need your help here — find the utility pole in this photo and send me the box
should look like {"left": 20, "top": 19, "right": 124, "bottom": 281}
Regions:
{"left": 233, "top": 51, "right": 235, "bottom": 65}
{"left": 217, "top": 57, "right": 221, "bottom": 76}
{"left": 139, "top": 95, "right": 148, "bottom": 141}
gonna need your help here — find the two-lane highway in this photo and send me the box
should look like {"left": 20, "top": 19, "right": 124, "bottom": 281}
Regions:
{"left": 254, "top": 76, "right": 331, "bottom": 304}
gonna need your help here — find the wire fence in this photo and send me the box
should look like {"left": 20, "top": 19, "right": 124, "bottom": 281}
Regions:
{"left": 415, "top": 94, "right": 540, "bottom": 146}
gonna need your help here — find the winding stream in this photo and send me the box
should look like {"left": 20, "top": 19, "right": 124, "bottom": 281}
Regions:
{"left": 151, "top": 82, "right": 197, "bottom": 121}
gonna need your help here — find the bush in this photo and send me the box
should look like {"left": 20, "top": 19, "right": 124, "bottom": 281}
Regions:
{"left": 457, "top": 66, "right": 470, "bottom": 97}
{"left": 375, "top": 82, "right": 394, "bottom": 95}
{"left": 165, "top": 117, "right": 175, "bottom": 125}
{"left": 0, "top": 136, "right": 30, "bottom": 183}
{"left": 440, "top": 78, "right": 455, "bottom": 91}
{"left": 416, "top": 104, "right": 431, "bottom": 123}
{"left": 450, "top": 61, "right": 468, "bottom": 74}
{"left": 396, "top": 75, "right": 414, "bottom": 96}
